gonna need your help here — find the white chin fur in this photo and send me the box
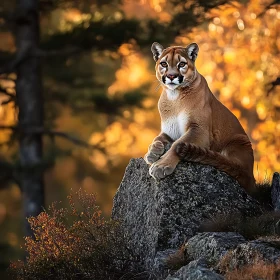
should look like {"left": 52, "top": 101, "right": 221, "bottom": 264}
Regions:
{"left": 166, "top": 88, "right": 179, "bottom": 101}
{"left": 166, "top": 83, "right": 179, "bottom": 90}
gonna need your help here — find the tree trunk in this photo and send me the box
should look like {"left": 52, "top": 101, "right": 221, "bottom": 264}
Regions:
{"left": 15, "top": 0, "right": 44, "bottom": 237}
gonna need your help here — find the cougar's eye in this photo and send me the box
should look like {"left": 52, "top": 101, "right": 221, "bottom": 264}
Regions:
{"left": 178, "top": 62, "right": 186, "bottom": 68}
{"left": 160, "top": 62, "right": 168, "bottom": 67}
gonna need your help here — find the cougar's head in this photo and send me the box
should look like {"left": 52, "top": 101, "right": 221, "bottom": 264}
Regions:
{"left": 151, "top": 42, "right": 199, "bottom": 90}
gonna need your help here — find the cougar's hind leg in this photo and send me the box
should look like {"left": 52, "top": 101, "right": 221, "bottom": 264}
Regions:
{"left": 220, "top": 136, "right": 255, "bottom": 191}
{"left": 175, "top": 141, "right": 255, "bottom": 191}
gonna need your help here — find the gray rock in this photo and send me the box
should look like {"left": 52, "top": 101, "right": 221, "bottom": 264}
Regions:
{"left": 186, "top": 232, "right": 246, "bottom": 265}
{"left": 218, "top": 240, "right": 280, "bottom": 271}
{"left": 271, "top": 172, "right": 280, "bottom": 211}
{"left": 166, "top": 259, "right": 224, "bottom": 280}
{"left": 112, "top": 158, "right": 262, "bottom": 270}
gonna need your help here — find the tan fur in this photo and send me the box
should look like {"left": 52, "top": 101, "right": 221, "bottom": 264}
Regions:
{"left": 144, "top": 42, "right": 255, "bottom": 191}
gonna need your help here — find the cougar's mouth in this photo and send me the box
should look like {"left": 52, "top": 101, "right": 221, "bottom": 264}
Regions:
{"left": 166, "top": 83, "right": 180, "bottom": 90}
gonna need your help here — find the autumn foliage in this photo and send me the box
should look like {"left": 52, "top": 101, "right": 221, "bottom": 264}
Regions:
{"left": 224, "top": 262, "right": 280, "bottom": 280}
{"left": 9, "top": 190, "right": 141, "bottom": 280}
{"left": 221, "top": 252, "right": 280, "bottom": 280}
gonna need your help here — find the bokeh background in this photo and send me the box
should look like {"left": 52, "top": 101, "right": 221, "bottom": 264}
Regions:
{"left": 0, "top": 0, "right": 280, "bottom": 278}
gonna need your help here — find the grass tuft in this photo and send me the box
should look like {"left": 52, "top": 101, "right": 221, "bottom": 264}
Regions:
{"left": 165, "top": 246, "right": 188, "bottom": 271}
{"left": 223, "top": 259, "right": 280, "bottom": 280}
{"left": 199, "top": 211, "right": 280, "bottom": 240}
{"left": 251, "top": 181, "right": 272, "bottom": 210}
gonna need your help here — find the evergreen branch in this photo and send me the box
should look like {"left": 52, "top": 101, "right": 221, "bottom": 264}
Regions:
{"left": 31, "top": 128, "right": 96, "bottom": 149}
{"left": 0, "top": 41, "right": 31, "bottom": 75}
{"left": 1, "top": 97, "right": 15, "bottom": 105}
{"left": 0, "top": 11, "right": 16, "bottom": 22}
{"left": 0, "top": 125, "right": 97, "bottom": 149}
{"left": 267, "top": 77, "right": 280, "bottom": 96}
{"left": 0, "top": 125, "right": 15, "bottom": 129}
{"left": 258, "top": 0, "right": 280, "bottom": 17}
{"left": 0, "top": 86, "right": 16, "bottom": 105}
{"left": 0, "top": 139, "right": 14, "bottom": 147}
{"left": 0, "top": 60, "right": 18, "bottom": 75}
{"left": 201, "top": 0, "right": 234, "bottom": 11}
{"left": 0, "top": 86, "right": 15, "bottom": 98}
{"left": 271, "top": 77, "right": 280, "bottom": 87}
{"left": 0, "top": 160, "right": 16, "bottom": 188}
{"left": 34, "top": 46, "right": 84, "bottom": 57}
{"left": 0, "top": 9, "right": 34, "bottom": 23}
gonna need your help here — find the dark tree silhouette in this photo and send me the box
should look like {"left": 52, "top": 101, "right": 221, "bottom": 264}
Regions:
{"left": 0, "top": 0, "right": 44, "bottom": 237}
{"left": 16, "top": 0, "right": 44, "bottom": 237}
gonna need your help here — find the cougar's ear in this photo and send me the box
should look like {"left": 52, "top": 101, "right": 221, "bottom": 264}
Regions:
{"left": 186, "top": 43, "right": 199, "bottom": 62}
{"left": 151, "top": 42, "right": 164, "bottom": 61}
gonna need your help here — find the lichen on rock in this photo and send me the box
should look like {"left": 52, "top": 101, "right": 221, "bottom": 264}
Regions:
{"left": 166, "top": 259, "right": 224, "bottom": 280}
{"left": 185, "top": 232, "right": 246, "bottom": 266}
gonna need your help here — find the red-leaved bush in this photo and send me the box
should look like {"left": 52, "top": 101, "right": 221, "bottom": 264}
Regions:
{"left": 9, "top": 189, "right": 144, "bottom": 280}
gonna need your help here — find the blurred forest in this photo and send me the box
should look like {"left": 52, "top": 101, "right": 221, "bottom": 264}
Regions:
{"left": 0, "top": 0, "right": 279, "bottom": 278}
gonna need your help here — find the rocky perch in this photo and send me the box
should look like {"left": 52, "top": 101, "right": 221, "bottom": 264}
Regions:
{"left": 112, "top": 158, "right": 280, "bottom": 279}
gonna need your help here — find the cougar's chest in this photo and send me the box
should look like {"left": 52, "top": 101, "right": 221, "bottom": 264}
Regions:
{"left": 161, "top": 111, "right": 189, "bottom": 141}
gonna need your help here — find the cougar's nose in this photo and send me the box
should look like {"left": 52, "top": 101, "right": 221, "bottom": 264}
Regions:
{"left": 167, "top": 74, "right": 178, "bottom": 81}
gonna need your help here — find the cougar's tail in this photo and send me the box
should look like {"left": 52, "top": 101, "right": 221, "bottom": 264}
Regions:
{"left": 175, "top": 143, "right": 253, "bottom": 190}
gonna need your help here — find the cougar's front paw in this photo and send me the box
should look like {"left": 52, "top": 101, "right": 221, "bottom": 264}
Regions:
{"left": 149, "top": 157, "right": 177, "bottom": 180}
{"left": 144, "top": 140, "right": 165, "bottom": 164}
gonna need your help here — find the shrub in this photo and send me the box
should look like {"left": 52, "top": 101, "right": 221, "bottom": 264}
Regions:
{"left": 199, "top": 210, "right": 280, "bottom": 240}
{"left": 223, "top": 260, "right": 280, "bottom": 280}
{"left": 166, "top": 246, "right": 188, "bottom": 271}
{"left": 217, "top": 234, "right": 280, "bottom": 279}
{"left": 9, "top": 189, "right": 143, "bottom": 280}
{"left": 251, "top": 181, "right": 272, "bottom": 210}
